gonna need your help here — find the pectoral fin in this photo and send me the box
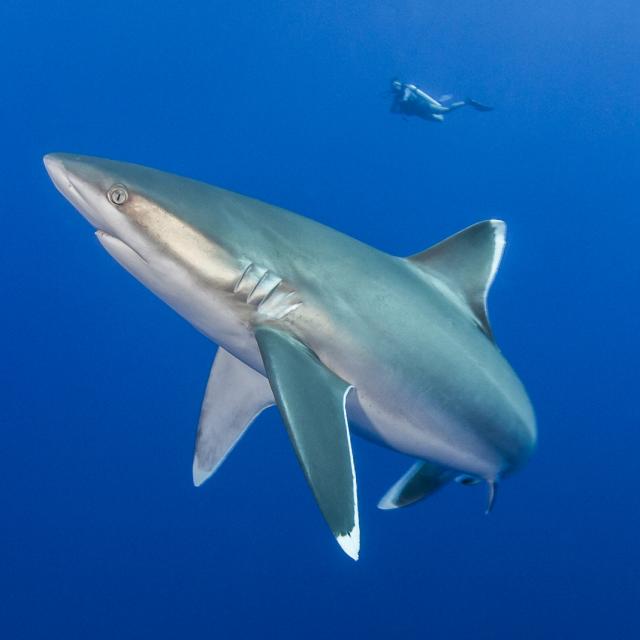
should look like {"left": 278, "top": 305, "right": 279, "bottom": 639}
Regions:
{"left": 378, "top": 461, "right": 455, "bottom": 510}
{"left": 193, "top": 348, "right": 274, "bottom": 487}
{"left": 255, "top": 325, "right": 359, "bottom": 560}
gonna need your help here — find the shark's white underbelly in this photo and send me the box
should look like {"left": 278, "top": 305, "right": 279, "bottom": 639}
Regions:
{"left": 344, "top": 391, "right": 503, "bottom": 479}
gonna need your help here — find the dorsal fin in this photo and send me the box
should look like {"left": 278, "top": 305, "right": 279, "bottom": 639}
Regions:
{"left": 407, "top": 220, "right": 506, "bottom": 340}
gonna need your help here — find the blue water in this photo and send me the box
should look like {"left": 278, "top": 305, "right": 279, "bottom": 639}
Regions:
{"left": 2, "top": 1, "right": 639, "bottom": 638}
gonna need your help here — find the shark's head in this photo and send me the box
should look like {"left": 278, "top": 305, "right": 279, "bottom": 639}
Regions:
{"left": 43, "top": 152, "right": 225, "bottom": 258}
{"left": 43, "top": 153, "right": 250, "bottom": 344}
{"left": 42, "top": 152, "right": 245, "bottom": 270}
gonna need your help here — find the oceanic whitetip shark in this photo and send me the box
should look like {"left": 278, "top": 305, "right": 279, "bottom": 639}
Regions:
{"left": 44, "top": 153, "right": 536, "bottom": 560}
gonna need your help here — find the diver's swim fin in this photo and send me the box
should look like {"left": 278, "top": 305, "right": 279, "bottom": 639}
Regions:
{"left": 378, "top": 461, "right": 455, "bottom": 510}
{"left": 467, "top": 98, "right": 493, "bottom": 112}
{"left": 255, "top": 325, "right": 359, "bottom": 560}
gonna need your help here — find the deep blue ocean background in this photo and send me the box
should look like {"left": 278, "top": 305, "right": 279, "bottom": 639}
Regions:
{"left": 2, "top": 2, "right": 639, "bottom": 638}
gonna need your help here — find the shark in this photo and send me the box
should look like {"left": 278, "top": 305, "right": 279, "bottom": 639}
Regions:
{"left": 43, "top": 153, "right": 536, "bottom": 560}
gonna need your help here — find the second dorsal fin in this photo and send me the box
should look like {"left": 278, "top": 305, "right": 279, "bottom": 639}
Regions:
{"left": 407, "top": 220, "right": 506, "bottom": 340}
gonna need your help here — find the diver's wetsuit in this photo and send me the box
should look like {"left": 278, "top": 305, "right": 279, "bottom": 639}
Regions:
{"left": 390, "top": 81, "right": 491, "bottom": 122}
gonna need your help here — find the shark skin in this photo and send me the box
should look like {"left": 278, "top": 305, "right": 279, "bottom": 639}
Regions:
{"left": 44, "top": 153, "right": 536, "bottom": 560}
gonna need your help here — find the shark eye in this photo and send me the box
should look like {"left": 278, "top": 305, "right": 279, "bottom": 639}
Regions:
{"left": 107, "top": 184, "right": 129, "bottom": 205}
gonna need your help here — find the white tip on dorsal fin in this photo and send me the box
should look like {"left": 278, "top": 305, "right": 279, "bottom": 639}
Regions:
{"left": 406, "top": 220, "right": 506, "bottom": 340}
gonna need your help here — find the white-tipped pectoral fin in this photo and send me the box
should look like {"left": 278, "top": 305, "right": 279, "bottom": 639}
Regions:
{"left": 255, "top": 325, "right": 360, "bottom": 561}
{"left": 337, "top": 524, "right": 360, "bottom": 561}
{"left": 193, "top": 348, "right": 274, "bottom": 486}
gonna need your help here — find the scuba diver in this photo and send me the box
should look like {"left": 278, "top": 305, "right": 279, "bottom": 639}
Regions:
{"left": 389, "top": 79, "right": 493, "bottom": 123}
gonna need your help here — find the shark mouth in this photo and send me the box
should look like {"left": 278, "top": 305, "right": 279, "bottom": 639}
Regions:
{"left": 95, "top": 230, "right": 149, "bottom": 266}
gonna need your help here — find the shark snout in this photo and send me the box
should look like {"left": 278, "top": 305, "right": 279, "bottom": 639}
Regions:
{"left": 44, "top": 153, "right": 94, "bottom": 198}
{"left": 44, "top": 153, "right": 87, "bottom": 204}
{"left": 43, "top": 153, "right": 84, "bottom": 203}
{"left": 43, "top": 153, "right": 66, "bottom": 188}
{"left": 44, "top": 153, "right": 113, "bottom": 231}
